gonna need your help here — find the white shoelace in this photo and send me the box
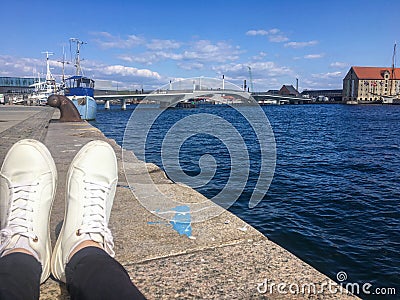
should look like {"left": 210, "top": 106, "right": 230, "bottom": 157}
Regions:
{"left": 79, "top": 180, "right": 115, "bottom": 257}
{"left": 0, "top": 182, "right": 38, "bottom": 253}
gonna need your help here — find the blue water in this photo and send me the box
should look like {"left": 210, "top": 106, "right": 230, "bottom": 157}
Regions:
{"left": 91, "top": 104, "right": 399, "bottom": 299}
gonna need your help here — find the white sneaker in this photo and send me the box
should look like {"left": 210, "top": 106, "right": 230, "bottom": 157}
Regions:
{"left": 0, "top": 139, "right": 57, "bottom": 283}
{"left": 51, "top": 140, "right": 118, "bottom": 282}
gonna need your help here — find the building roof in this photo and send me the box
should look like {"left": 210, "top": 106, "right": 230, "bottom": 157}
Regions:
{"left": 352, "top": 66, "right": 400, "bottom": 80}
{"left": 280, "top": 85, "right": 299, "bottom": 95}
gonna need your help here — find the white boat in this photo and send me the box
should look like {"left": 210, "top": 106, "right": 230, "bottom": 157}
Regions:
{"left": 28, "top": 51, "right": 61, "bottom": 105}
{"left": 382, "top": 96, "right": 400, "bottom": 104}
{"left": 346, "top": 100, "right": 358, "bottom": 105}
{"left": 64, "top": 38, "right": 97, "bottom": 120}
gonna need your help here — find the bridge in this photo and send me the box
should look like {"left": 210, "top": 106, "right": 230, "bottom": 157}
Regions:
{"left": 95, "top": 89, "right": 314, "bottom": 109}
{"left": 94, "top": 88, "right": 255, "bottom": 109}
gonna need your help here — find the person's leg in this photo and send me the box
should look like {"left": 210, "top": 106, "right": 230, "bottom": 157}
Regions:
{"left": 0, "top": 139, "right": 57, "bottom": 299}
{"left": 51, "top": 140, "right": 145, "bottom": 299}
{"left": 0, "top": 253, "right": 41, "bottom": 300}
{"left": 65, "top": 247, "right": 145, "bottom": 300}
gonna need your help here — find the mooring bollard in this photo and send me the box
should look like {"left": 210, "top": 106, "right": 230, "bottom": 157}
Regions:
{"left": 47, "top": 95, "right": 82, "bottom": 122}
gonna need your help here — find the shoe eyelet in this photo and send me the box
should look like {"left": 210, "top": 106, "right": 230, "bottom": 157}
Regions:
{"left": 33, "top": 236, "right": 39, "bottom": 242}
{"left": 76, "top": 229, "right": 82, "bottom": 236}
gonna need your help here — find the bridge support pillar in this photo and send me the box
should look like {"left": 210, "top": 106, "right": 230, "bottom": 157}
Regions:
{"left": 121, "top": 99, "right": 126, "bottom": 110}
{"left": 104, "top": 100, "right": 110, "bottom": 110}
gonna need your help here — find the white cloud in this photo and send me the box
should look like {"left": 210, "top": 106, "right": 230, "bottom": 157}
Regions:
{"left": 117, "top": 51, "right": 184, "bottom": 65}
{"left": 311, "top": 71, "right": 342, "bottom": 79}
{"left": 330, "top": 62, "right": 348, "bottom": 68}
{"left": 182, "top": 40, "right": 241, "bottom": 62}
{"left": 285, "top": 40, "right": 318, "bottom": 48}
{"left": 89, "top": 32, "right": 243, "bottom": 76}
{"left": 251, "top": 61, "right": 293, "bottom": 77}
{"left": 177, "top": 62, "right": 204, "bottom": 70}
{"left": 99, "top": 65, "right": 161, "bottom": 79}
{"left": 300, "top": 71, "right": 344, "bottom": 90}
{"left": 304, "top": 54, "right": 324, "bottom": 59}
{"left": 212, "top": 61, "right": 295, "bottom": 91}
{"left": 246, "top": 28, "right": 289, "bottom": 43}
{"left": 146, "top": 39, "right": 182, "bottom": 50}
{"left": 301, "top": 77, "right": 343, "bottom": 90}
{"left": 117, "top": 39, "right": 241, "bottom": 66}
{"left": 91, "top": 32, "right": 144, "bottom": 49}
{"left": 0, "top": 54, "right": 164, "bottom": 89}
{"left": 117, "top": 55, "right": 136, "bottom": 63}
{"left": 246, "top": 29, "right": 269, "bottom": 36}
{"left": 268, "top": 28, "right": 280, "bottom": 35}
{"left": 269, "top": 35, "right": 289, "bottom": 42}
{"left": 92, "top": 32, "right": 183, "bottom": 52}
{"left": 251, "top": 51, "right": 267, "bottom": 61}
{"left": 213, "top": 61, "right": 293, "bottom": 78}
{"left": 160, "top": 52, "right": 184, "bottom": 60}
{"left": 0, "top": 55, "right": 42, "bottom": 76}
{"left": 92, "top": 32, "right": 241, "bottom": 65}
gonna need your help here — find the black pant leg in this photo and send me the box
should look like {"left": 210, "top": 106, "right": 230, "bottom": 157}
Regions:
{"left": 0, "top": 252, "right": 41, "bottom": 300}
{"left": 65, "top": 247, "right": 146, "bottom": 300}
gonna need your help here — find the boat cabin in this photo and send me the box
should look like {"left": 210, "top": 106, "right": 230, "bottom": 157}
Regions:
{"left": 65, "top": 75, "right": 94, "bottom": 97}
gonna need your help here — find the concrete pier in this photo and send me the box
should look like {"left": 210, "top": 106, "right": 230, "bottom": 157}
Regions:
{"left": 0, "top": 106, "right": 358, "bottom": 299}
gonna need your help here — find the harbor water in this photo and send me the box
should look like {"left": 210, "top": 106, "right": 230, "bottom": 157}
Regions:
{"left": 91, "top": 104, "right": 399, "bottom": 299}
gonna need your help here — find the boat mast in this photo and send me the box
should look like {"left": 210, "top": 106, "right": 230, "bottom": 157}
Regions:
{"left": 390, "top": 42, "right": 397, "bottom": 96}
{"left": 58, "top": 45, "right": 69, "bottom": 87}
{"left": 42, "top": 51, "right": 54, "bottom": 81}
{"left": 70, "top": 38, "right": 86, "bottom": 76}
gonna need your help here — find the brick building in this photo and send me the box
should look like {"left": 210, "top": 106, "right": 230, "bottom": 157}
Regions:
{"left": 343, "top": 66, "right": 400, "bottom": 102}
{"left": 279, "top": 85, "right": 300, "bottom": 97}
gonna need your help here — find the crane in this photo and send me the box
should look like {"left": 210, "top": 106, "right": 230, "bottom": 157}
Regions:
{"left": 247, "top": 66, "right": 254, "bottom": 93}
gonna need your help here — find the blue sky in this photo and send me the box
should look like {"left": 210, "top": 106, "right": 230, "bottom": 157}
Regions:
{"left": 1, "top": 0, "right": 399, "bottom": 91}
